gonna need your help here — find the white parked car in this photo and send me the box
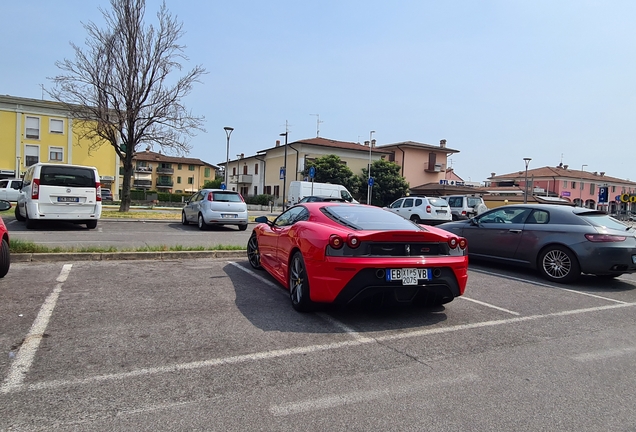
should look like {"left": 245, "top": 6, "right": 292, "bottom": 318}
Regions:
{"left": 15, "top": 163, "right": 102, "bottom": 229}
{"left": 182, "top": 189, "right": 248, "bottom": 231}
{"left": 441, "top": 195, "right": 488, "bottom": 220}
{"left": 0, "top": 178, "right": 23, "bottom": 202}
{"left": 384, "top": 196, "right": 452, "bottom": 225}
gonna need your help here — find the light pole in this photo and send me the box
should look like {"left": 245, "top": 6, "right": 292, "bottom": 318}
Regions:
{"left": 367, "top": 130, "right": 375, "bottom": 205}
{"left": 523, "top": 157, "right": 532, "bottom": 203}
{"left": 223, "top": 127, "right": 234, "bottom": 188}
{"left": 280, "top": 131, "right": 288, "bottom": 210}
{"left": 236, "top": 154, "right": 242, "bottom": 192}
{"left": 580, "top": 164, "right": 587, "bottom": 206}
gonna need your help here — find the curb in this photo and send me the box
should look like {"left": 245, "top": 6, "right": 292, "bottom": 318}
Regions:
{"left": 12, "top": 250, "right": 247, "bottom": 262}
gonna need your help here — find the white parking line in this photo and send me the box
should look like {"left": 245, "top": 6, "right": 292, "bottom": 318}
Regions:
{"left": 1, "top": 264, "right": 73, "bottom": 394}
{"left": 459, "top": 297, "right": 520, "bottom": 315}
{"left": 571, "top": 346, "right": 636, "bottom": 362}
{"left": 471, "top": 269, "right": 629, "bottom": 304}
{"left": 11, "top": 301, "right": 635, "bottom": 394}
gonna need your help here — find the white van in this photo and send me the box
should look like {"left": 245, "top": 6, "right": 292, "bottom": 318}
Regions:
{"left": 15, "top": 163, "right": 102, "bottom": 229}
{"left": 288, "top": 181, "right": 358, "bottom": 207}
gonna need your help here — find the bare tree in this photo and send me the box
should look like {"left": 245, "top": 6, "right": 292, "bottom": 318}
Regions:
{"left": 49, "top": 0, "right": 205, "bottom": 211}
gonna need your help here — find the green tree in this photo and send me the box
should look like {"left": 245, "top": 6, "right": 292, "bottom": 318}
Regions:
{"left": 361, "top": 160, "right": 409, "bottom": 206}
{"left": 203, "top": 178, "right": 223, "bottom": 189}
{"left": 49, "top": 0, "right": 205, "bottom": 212}
{"left": 303, "top": 154, "right": 363, "bottom": 199}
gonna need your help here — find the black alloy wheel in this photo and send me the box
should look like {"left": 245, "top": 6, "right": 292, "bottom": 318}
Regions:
{"left": 247, "top": 232, "right": 262, "bottom": 270}
{"left": 289, "top": 251, "right": 312, "bottom": 312}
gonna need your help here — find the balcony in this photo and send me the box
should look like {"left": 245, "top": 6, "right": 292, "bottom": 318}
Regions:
{"left": 238, "top": 174, "right": 253, "bottom": 184}
{"left": 424, "top": 162, "right": 446, "bottom": 173}
{"left": 156, "top": 167, "right": 174, "bottom": 174}
{"left": 135, "top": 166, "right": 153, "bottom": 173}
{"left": 156, "top": 179, "right": 174, "bottom": 188}
{"left": 133, "top": 180, "right": 153, "bottom": 188}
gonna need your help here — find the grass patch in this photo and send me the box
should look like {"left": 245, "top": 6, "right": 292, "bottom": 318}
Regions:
{"left": 9, "top": 238, "right": 245, "bottom": 254}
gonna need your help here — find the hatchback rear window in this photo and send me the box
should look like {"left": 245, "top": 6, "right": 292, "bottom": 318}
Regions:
{"left": 40, "top": 166, "right": 95, "bottom": 187}
{"left": 578, "top": 213, "right": 631, "bottom": 231}
{"left": 212, "top": 192, "right": 242, "bottom": 202}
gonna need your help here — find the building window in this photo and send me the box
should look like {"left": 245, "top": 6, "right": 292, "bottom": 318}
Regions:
{"left": 232, "top": 167, "right": 236, "bottom": 175}
{"left": 49, "top": 146, "right": 64, "bottom": 161}
{"left": 25, "top": 116, "right": 40, "bottom": 139}
{"left": 178, "top": 164, "right": 182, "bottom": 170}
{"left": 580, "top": 181, "right": 584, "bottom": 190}
{"left": 243, "top": 165, "right": 248, "bottom": 175}
{"left": 571, "top": 181, "right": 576, "bottom": 189}
{"left": 254, "top": 186, "right": 258, "bottom": 195}
{"left": 563, "top": 180, "right": 568, "bottom": 188}
{"left": 265, "top": 186, "right": 271, "bottom": 195}
{"left": 589, "top": 183, "right": 595, "bottom": 194}
{"left": 274, "top": 185, "right": 280, "bottom": 197}
{"left": 177, "top": 176, "right": 181, "bottom": 184}
{"left": 188, "top": 177, "right": 194, "bottom": 184}
{"left": 204, "top": 167, "right": 210, "bottom": 177}
{"left": 612, "top": 186, "right": 616, "bottom": 193}
{"left": 25, "top": 144, "right": 39, "bottom": 166}
{"left": 50, "top": 119, "right": 64, "bottom": 134}
{"left": 255, "top": 164, "right": 259, "bottom": 175}
{"left": 189, "top": 165, "right": 195, "bottom": 171}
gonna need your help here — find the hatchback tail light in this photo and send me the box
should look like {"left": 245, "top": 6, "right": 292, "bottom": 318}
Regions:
{"left": 239, "top": 194, "right": 245, "bottom": 203}
{"left": 207, "top": 192, "right": 215, "bottom": 201}
{"left": 96, "top": 182, "right": 102, "bottom": 202}
{"left": 329, "top": 234, "right": 344, "bottom": 249}
{"left": 32, "top": 178, "right": 40, "bottom": 199}
{"left": 585, "top": 234, "right": 626, "bottom": 242}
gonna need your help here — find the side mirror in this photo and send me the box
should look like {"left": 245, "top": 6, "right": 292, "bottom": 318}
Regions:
{"left": 0, "top": 200, "right": 12, "bottom": 211}
{"left": 255, "top": 216, "right": 270, "bottom": 224}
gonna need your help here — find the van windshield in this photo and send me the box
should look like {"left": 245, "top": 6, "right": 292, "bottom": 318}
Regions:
{"left": 40, "top": 166, "right": 95, "bottom": 187}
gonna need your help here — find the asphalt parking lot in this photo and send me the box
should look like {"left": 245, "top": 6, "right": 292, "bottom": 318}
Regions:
{"left": 1, "top": 256, "right": 635, "bottom": 431}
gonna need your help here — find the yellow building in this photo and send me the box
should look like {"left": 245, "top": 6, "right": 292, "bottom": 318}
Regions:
{"left": 0, "top": 95, "right": 119, "bottom": 190}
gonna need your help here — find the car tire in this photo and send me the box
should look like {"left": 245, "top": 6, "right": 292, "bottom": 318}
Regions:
{"left": 538, "top": 245, "right": 580, "bottom": 283}
{"left": 410, "top": 214, "right": 421, "bottom": 224}
{"left": 0, "top": 238, "right": 9, "bottom": 278}
{"left": 238, "top": 224, "right": 248, "bottom": 231}
{"left": 15, "top": 204, "right": 25, "bottom": 222}
{"left": 181, "top": 211, "right": 189, "bottom": 225}
{"left": 289, "top": 251, "right": 312, "bottom": 312}
{"left": 86, "top": 220, "right": 98, "bottom": 229}
{"left": 247, "top": 232, "right": 262, "bottom": 270}
{"left": 197, "top": 213, "right": 208, "bottom": 230}
{"left": 25, "top": 208, "right": 36, "bottom": 229}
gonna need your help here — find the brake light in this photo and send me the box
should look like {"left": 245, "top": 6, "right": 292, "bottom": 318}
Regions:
{"left": 347, "top": 234, "right": 360, "bottom": 249}
{"left": 585, "top": 234, "right": 626, "bottom": 242}
{"left": 239, "top": 194, "right": 245, "bottom": 202}
{"left": 448, "top": 237, "right": 458, "bottom": 249}
{"left": 461, "top": 210, "right": 467, "bottom": 215}
{"left": 458, "top": 238, "right": 467, "bottom": 249}
{"left": 329, "top": 234, "right": 344, "bottom": 249}
{"left": 426, "top": 205, "right": 431, "bottom": 213}
{"left": 96, "top": 182, "right": 102, "bottom": 202}
{"left": 207, "top": 192, "right": 215, "bottom": 201}
{"left": 32, "top": 178, "right": 40, "bottom": 199}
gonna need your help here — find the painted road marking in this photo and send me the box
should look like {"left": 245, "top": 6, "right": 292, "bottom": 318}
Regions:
{"left": 572, "top": 346, "right": 636, "bottom": 362}
{"left": 1, "top": 264, "right": 73, "bottom": 394}
{"left": 459, "top": 296, "right": 520, "bottom": 315}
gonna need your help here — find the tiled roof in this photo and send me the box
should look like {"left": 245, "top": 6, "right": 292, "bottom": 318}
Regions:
{"left": 259, "top": 137, "right": 392, "bottom": 154}
{"left": 489, "top": 166, "right": 636, "bottom": 185}
{"left": 377, "top": 140, "right": 460, "bottom": 153}
{"left": 133, "top": 150, "right": 216, "bottom": 168}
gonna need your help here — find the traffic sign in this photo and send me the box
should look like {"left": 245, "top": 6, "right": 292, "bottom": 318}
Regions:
{"left": 598, "top": 187, "right": 608, "bottom": 203}
{"left": 368, "top": 177, "right": 374, "bottom": 187}
{"left": 309, "top": 166, "right": 315, "bottom": 179}
{"left": 220, "top": 182, "right": 226, "bottom": 190}
{"left": 279, "top": 167, "right": 286, "bottom": 180}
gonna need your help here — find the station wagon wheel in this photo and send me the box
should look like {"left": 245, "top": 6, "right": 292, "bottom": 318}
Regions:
{"left": 410, "top": 215, "right": 421, "bottom": 224}
{"left": 181, "top": 211, "right": 189, "bottom": 225}
{"left": 197, "top": 213, "right": 208, "bottom": 230}
{"left": 0, "top": 238, "right": 9, "bottom": 278}
{"left": 247, "top": 233, "right": 262, "bottom": 269}
{"left": 289, "top": 251, "right": 312, "bottom": 312}
{"left": 538, "top": 245, "right": 580, "bottom": 283}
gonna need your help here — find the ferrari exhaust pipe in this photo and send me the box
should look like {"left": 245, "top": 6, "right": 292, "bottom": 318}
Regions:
{"left": 433, "top": 268, "right": 442, "bottom": 278}
{"left": 375, "top": 269, "right": 386, "bottom": 279}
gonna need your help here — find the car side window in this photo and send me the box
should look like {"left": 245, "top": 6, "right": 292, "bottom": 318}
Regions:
{"left": 403, "top": 198, "right": 414, "bottom": 208}
{"left": 390, "top": 199, "right": 404, "bottom": 209}
{"left": 274, "top": 206, "right": 306, "bottom": 227}
{"left": 448, "top": 197, "right": 461, "bottom": 207}
{"left": 526, "top": 210, "right": 549, "bottom": 224}
{"left": 479, "top": 208, "right": 530, "bottom": 224}
{"left": 11, "top": 181, "right": 22, "bottom": 189}
{"left": 191, "top": 192, "right": 203, "bottom": 202}
{"left": 415, "top": 198, "right": 423, "bottom": 206}
{"left": 0, "top": 181, "right": 7, "bottom": 188}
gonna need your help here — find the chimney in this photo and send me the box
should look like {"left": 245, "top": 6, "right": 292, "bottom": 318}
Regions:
{"left": 240, "top": 153, "right": 244, "bottom": 158}
{"left": 491, "top": 172, "right": 496, "bottom": 177}
{"left": 593, "top": 171, "right": 598, "bottom": 176}
{"left": 563, "top": 165, "right": 568, "bottom": 169}
{"left": 371, "top": 139, "right": 376, "bottom": 148}
{"left": 600, "top": 172, "right": 605, "bottom": 176}
{"left": 440, "top": 139, "right": 447, "bottom": 148}
{"left": 275, "top": 140, "right": 280, "bottom": 147}
{"left": 364, "top": 140, "right": 370, "bottom": 146}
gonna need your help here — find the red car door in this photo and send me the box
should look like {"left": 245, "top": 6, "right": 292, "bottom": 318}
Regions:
{"left": 273, "top": 207, "right": 309, "bottom": 283}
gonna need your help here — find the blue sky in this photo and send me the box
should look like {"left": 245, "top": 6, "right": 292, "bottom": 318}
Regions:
{"left": 2, "top": 1, "right": 635, "bottom": 183}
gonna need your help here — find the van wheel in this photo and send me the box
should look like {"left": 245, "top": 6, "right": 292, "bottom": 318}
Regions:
{"left": 86, "top": 220, "right": 98, "bottom": 229}
{"left": 15, "top": 204, "right": 25, "bottom": 221}
{"left": 25, "top": 209, "right": 36, "bottom": 229}
{"left": 0, "top": 238, "right": 10, "bottom": 278}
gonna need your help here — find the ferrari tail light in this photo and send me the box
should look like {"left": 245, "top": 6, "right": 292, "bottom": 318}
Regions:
{"left": 448, "top": 237, "right": 458, "bottom": 249}
{"left": 458, "top": 238, "right": 467, "bottom": 249}
{"left": 329, "top": 234, "right": 344, "bottom": 249}
{"left": 426, "top": 205, "right": 431, "bottom": 213}
{"left": 207, "top": 192, "right": 215, "bottom": 201}
{"left": 32, "top": 178, "right": 40, "bottom": 199}
{"left": 347, "top": 234, "right": 360, "bottom": 248}
{"left": 585, "top": 234, "right": 626, "bottom": 242}
{"left": 96, "top": 182, "right": 102, "bottom": 202}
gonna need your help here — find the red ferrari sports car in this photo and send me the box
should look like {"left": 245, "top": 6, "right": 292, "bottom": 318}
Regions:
{"left": 248, "top": 202, "right": 468, "bottom": 312}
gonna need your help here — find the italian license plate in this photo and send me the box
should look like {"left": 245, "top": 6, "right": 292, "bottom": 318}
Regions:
{"left": 57, "top": 197, "right": 79, "bottom": 203}
{"left": 386, "top": 268, "right": 431, "bottom": 285}
{"left": 221, "top": 214, "right": 237, "bottom": 218}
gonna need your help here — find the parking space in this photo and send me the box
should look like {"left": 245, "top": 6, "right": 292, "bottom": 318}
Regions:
{"left": 1, "top": 258, "right": 636, "bottom": 430}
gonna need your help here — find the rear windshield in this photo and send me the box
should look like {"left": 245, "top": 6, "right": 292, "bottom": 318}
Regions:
{"left": 212, "top": 192, "right": 242, "bottom": 202}
{"left": 40, "top": 166, "right": 95, "bottom": 187}
{"left": 467, "top": 197, "right": 482, "bottom": 207}
{"left": 323, "top": 205, "right": 422, "bottom": 231}
{"left": 577, "top": 213, "right": 631, "bottom": 231}
{"left": 428, "top": 198, "right": 449, "bottom": 207}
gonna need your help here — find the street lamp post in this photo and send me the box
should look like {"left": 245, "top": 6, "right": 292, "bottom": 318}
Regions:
{"left": 523, "top": 157, "right": 532, "bottom": 203}
{"left": 580, "top": 164, "right": 588, "bottom": 206}
{"left": 223, "top": 127, "right": 234, "bottom": 188}
{"left": 280, "top": 131, "right": 288, "bottom": 210}
{"left": 236, "top": 154, "right": 242, "bottom": 192}
{"left": 367, "top": 130, "right": 375, "bottom": 205}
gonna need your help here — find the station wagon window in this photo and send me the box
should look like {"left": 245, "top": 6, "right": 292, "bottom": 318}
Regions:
{"left": 50, "top": 118, "right": 64, "bottom": 134}
{"left": 25, "top": 116, "right": 40, "bottom": 139}
{"left": 526, "top": 210, "right": 549, "bottom": 224}
{"left": 49, "top": 146, "right": 64, "bottom": 161}
{"left": 415, "top": 198, "right": 423, "bottom": 206}
{"left": 389, "top": 199, "right": 404, "bottom": 209}
{"left": 479, "top": 208, "right": 531, "bottom": 224}
{"left": 403, "top": 198, "right": 414, "bottom": 208}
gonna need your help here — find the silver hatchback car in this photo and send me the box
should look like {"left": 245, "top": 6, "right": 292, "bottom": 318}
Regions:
{"left": 182, "top": 189, "right": 248, "bottom": 231}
